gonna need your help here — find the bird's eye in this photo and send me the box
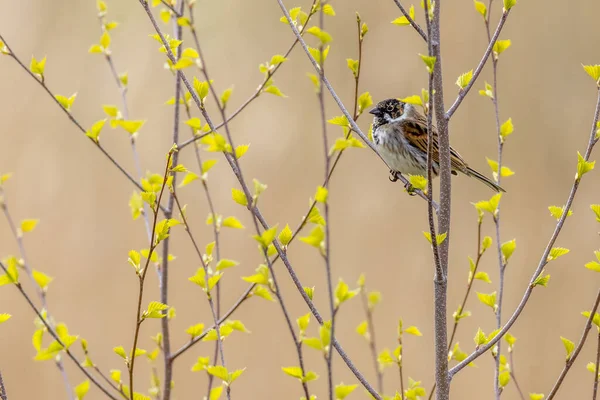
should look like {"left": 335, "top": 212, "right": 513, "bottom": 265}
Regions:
{"left": 386, "top": 105, "right": 394, "bottom": 112}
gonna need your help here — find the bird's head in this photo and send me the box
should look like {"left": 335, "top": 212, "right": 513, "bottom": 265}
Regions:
{"left": 369, "top": 98, "right": 408, "bottom": 129}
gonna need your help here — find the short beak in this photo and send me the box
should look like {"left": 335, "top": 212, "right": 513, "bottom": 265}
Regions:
{"left": 369, "top": 108, "right": 382, "bottom": 116}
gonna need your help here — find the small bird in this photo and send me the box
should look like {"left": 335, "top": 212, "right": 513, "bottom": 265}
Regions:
{"left": 369, "top": 98, "right": 505, "bottom": 192}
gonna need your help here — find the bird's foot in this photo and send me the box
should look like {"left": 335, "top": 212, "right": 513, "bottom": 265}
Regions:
{"left": 404, "top": 181, "right": 418, "bottom": 196}
{"left": 388, "top": 170, "right": 399, "bottom": 182}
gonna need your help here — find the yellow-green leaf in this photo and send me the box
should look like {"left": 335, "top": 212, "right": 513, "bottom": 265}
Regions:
{"left": 21, "top": 219, "right": 39, "bottom": 233}
{"left": 391, "top": 5, "right": 415, "bottom": 26}
{"left": 456, "top": 69, "right": 473, "bottom": 89}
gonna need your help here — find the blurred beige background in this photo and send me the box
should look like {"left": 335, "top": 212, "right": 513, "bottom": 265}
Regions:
{"left": 1, "top": 0, "right": 600, "bottom": 399}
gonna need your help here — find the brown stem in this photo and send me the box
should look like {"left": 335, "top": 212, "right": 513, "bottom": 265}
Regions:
{"left": 128, "top": 153, "right": 172, "bottom": 400}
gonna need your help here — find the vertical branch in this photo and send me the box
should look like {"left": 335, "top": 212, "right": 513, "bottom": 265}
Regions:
{"left": 593, "top": 331, "right": 600, "bottom": 400}
{"left": 182, "top": 3, "right": 224, "bottom": 395}
{"left": 160, "top": 4, "right": 185, "bottom": 399}
{"left": 170, "top": 191, "right": 229, "bottom": 399}
{"left": 0, "top": 370, "right": 7, "bottom": 400}
{"left": 97, "top": 11, "right": 153, "bottom": 240}
{"left": 359, "top": 286, "right": 383, "bottom": 393}
{"left": 128, "top": 152, "right": 173, "bottom": 400}
{"left": 428, "top": 218, "right": 485, "bottom": 400}
{"left": 508, "top": 350, "right": 526, "bottom": 400}
{"left": 481, "top": 2, "right": 508, "bottom": 397}
{"left": 398, "top": 334, "right": 405, "bottom": 395}
{"left": 315, "top": 3, "right": 336, "bottom": 399}
{"left": 425, "top": 0, "right": 451, "bottom": 397}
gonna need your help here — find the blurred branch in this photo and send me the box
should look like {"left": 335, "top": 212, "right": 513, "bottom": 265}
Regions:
{"left": 359, "top": 284, "right": 383, "bottom": 393}
{"left": 177, "top": 0, "right": 318, "bottom": 151}
{"left": 445, "top": 8, "right": 511, "bottom": 119}
{"left": 315, "top": 4, "right": 336, "bottom": 400}
{"left": 0, "top": 259, "right": 119, "bottom": 400}
{"left": 391, "top": 0, "right": 427, "bottom": 41}
{"left": 593, "top": 331, "right": 600, "bottom": 400}
{"left": 181, "top": 4, "right": 226, "bottom": 395}
{"left": 450, "top": 88, "right": 600, "bottom": 377}
{"left": 546, "top": 289, "right": 600, "bottom": 400}
{"left": 482, "top": 1, "right": 508, "bottom": 397}
{"left": 509, "top": 350, "right": 526, "bottom": 400}
{"left": 159, "top": 4, "right": 185, "bottom": 398}
{"left": 171, "top": 189, "right": 230, "bottom": 399}
{"left": 128, "top": 152, "right": 172, "bottom": 400}
{"left": 0, "top": 33, "right": 168, "bottom": 212}
{"left": 0, "top": 370, "right": 7, "bottom": 400}
{"left": 96, "top": 12, "right": 153, "bottom": 241}
{"left": 161, "top": 0, "right": 181, "bottom": 16}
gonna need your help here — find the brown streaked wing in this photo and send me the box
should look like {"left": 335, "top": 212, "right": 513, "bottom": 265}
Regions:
{"left": 399, "top": 117, "right": 469, "bottom": 172}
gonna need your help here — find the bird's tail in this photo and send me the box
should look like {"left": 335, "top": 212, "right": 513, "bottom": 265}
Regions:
{"left": 465, "top": 167, "right": 506, "bottom": 192}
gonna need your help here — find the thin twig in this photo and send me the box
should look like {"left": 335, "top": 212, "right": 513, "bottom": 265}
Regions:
{"left": 316, "top": 4, "right": 335, "bottom": 399}
{"left": 181, "top": 3, "right": 225, "bottom": 395}
{"left": 159, "top": 4, "right": 185, "bottom": 398}
{"left": 359, "top": 286, "right": 383, "bottom": 393}
{"left": 128, "top": 152, "right": 173, "bottom": 400}
{"left": 0, "top": 260, "right": 118, "bottom": 400}
{"left": 445, "top": 9, "right": 511, "bottom": 120}
{"left": 478, "top": 2, "right": 508, "bottom": 398}
{"left": 423, "top": 0, "right": 443, "bottom": 282}
{"left": 450, "top": 89, "right": 600, "bottom": 377}
{"left": 398, "top": 335, "right": 405, "bottom": 396}
{"left": 391, "top": 0, "right": 427, "bottom": 42}
{"left": 509, "top": 351, "right": 526, "bottom": 400}
{"left": 97, "top": 11, "right": 153, "bottom": 241}
{"left": 161, "top": 0, "right": 181, "bottom": 17}
{"left": 171, "top": 189, "right": 229, "bottom": 399}
{"left": 593, "top": 330, "right": 600, "bottom": 400}
{"left": 170, "top": 284, "right": 254, "bottom": 361}
{"left": 546, "top": 289, "right": 600, "bottom": 400}
{"left": 56, "top": 360, "right": 75, "bottom": 400}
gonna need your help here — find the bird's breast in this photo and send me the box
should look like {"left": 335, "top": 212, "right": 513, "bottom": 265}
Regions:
{"left": 373, "top": 125, "right": 430, "bottom": 176}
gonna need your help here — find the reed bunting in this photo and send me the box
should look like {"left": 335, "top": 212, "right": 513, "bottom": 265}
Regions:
{"left": 369, "top": 98, "right": 505, "bottom": 192}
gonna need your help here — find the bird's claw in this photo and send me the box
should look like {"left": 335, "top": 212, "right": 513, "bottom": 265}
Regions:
{"left": 404, "top": 182, "right": 418, "bottom": 196}
{"left": 388, "top": 170, "right": 399, "bottom": 182}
